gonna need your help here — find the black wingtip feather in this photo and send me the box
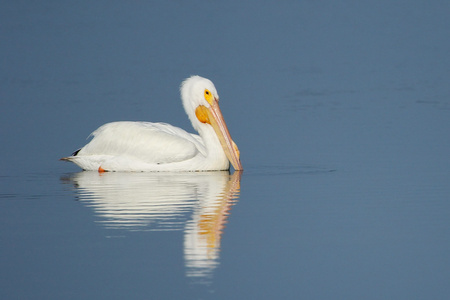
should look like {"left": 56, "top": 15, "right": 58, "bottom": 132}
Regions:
{"left": 71, "top": 148, "right": 81, "bottom": 156}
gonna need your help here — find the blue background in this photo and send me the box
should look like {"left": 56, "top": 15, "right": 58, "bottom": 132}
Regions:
{"left": 1, "top": 1, "right": 449, "bottom": 299}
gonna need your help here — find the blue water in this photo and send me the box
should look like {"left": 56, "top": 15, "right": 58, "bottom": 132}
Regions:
{"left": 1, "top": 1, "right": 450, "bottom": 299}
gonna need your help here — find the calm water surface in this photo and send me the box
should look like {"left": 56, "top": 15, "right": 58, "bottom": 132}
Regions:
{"left": 1, "top": 1, "right": 450, "bottom": 299}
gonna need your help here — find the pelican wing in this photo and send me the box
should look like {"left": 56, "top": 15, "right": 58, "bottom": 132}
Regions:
{"left": 78, "top": 121, "right": 205, "bottom": 164}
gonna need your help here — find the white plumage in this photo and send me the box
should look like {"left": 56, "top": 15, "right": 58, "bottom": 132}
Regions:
{"left": 61, "top": 76, "right": 242, "bottom": 172}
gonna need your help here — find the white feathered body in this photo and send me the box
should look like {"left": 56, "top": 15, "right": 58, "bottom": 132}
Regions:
{"left": 67, "top": 121, "right": 230, "bottom": 172}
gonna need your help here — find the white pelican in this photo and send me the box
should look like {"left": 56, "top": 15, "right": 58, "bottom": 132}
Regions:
{"left": 61, "top": 76, "right": 242, "bottom": 172}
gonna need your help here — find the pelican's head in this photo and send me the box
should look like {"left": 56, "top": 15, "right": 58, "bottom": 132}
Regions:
{"left": 180, "top": 76, "right": 242, "bottom": 171}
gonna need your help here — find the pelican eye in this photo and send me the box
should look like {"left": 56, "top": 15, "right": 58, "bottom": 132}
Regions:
{"left": 204, "top": 89, "right": 213, "bottom": 104}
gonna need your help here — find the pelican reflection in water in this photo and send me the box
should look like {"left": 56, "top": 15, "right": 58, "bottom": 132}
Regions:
{"left": 61, "top": 170, "right": 241, "bottom": 281}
